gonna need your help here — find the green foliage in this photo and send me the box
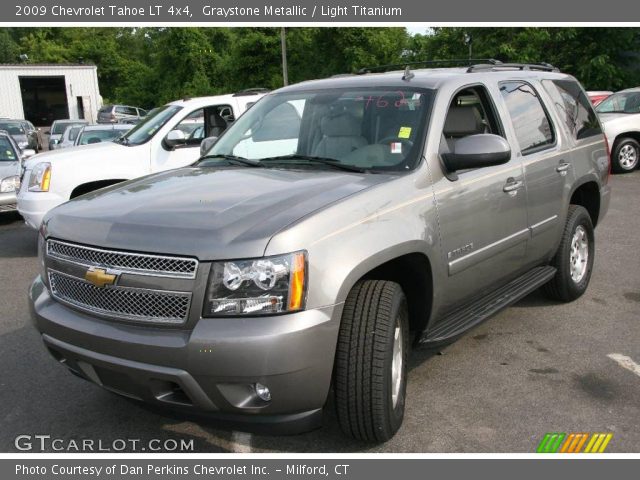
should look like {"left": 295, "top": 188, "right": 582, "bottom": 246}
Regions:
{"left": 407, "top": 27, "right": 640, "bottom": 90}
{"left": 2, "top": 27, "right": 639, "bottom": 107}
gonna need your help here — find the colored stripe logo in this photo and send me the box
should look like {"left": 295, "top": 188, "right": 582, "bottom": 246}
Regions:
{"left": 537, "top": 433, "right": 613, "bottom": 453}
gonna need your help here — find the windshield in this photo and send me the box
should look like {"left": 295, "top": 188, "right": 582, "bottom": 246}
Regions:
{"left": 596, "top": 91, "right": 640, "bottom": 114}
{"left": 0, "top": 137, "right": 18, "bottom": 162}
{"left": 77, "top": 128, "right": 128, "bottom": 145}
{"left": 202, "top": 87, "right": 433, "bottom": 172}
{"left": 0, "top": 122, "right": 25, "bottom": 136}
{"left": 119, "top": 105, "right": 182, "bottom": 146}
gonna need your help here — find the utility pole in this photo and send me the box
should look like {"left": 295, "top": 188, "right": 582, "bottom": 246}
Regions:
{"left": 281, "top": 27, "right": 289, "bottom": 86}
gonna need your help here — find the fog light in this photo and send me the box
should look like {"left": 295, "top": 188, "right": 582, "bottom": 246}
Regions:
{"left": 255, "top": 383, "right": 271, "bottom": 402}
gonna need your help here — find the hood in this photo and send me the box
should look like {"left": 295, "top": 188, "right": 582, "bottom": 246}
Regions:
{"left": 0, "top": 161, "right": 20, "bottom": 180}
{"left": 12, "top": 134, "right": 28, "bottom": 144}
{"left": 44, "top": 167, "right": 393, "bottom": 259}
{"left": 24, "top": 142, "right": 123, "bottom": 169}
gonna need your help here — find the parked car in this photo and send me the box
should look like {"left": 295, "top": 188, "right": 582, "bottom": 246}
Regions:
{"left": 97, "top": 105, "right": 147, "bottom": 124}
{"left": 28, "top": 63, "right": 610, "bottom": 442}
{"left": 57, "top": 125, "right": 85, "bottom": 149}
{"left": 0, "top": 120, "right": 30, "bottom": 152}
{"left": 17, "top": 120, "right": 43, "bottom": 151}
{"left": 587, "top": 90, "right": 613, "bottom": 106}
{"left": 49, "top": 120, "right": 89, "bottom": 150}
{"left": 18, "top": 90, "right": 266, "bottom": 229}
{"left": 74, "top": 124, "right": 132, "bottom": 146}
{"left": 0, "top": 130, "right": 34, "bottom": 214}
{"left": 596, "top": 87, "right": 640, "bottom": 172}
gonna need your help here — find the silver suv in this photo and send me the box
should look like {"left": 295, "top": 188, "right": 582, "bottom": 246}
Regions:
{"left": 30, "top": 61, "right": 611, "bottom": 442}
{"left": 97, "top": 104, "right": 147, "bottom": 124}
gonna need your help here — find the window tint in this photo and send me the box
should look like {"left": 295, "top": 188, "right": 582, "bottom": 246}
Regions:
{"left": 500, "top": 81, "right": 555, "bottom": 154}
{"left": 542, "top": 80, "right": 602, "bottom": 140}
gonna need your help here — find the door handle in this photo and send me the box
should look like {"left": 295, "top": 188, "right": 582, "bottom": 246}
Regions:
{"left": 503, "top": 179, "right": 523, "bottom": 194}
{"left": 556, "top": 162, "right": 571, "bottom": 174}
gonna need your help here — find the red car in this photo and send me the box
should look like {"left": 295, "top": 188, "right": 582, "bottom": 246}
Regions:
{"left": 587, "top": 91, "right": 613, "bottom": 106}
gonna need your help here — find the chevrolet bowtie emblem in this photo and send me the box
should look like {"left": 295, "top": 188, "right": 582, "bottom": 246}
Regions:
{"left": 85, "top": 268, "right": 117, "bottom": 288}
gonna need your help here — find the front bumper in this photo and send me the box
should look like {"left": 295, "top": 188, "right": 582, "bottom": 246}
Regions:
{"left": 30, "top": 276, "right": 343, "bottom": 433}
{"left": 17, "top": 189, "right": 67, "bottom": 229}
{"left": 0, "top": 191, "right": 17, "bottom": 213}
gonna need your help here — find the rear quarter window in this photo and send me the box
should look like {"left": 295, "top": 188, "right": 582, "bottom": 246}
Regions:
{"left": 542, "top": 79, "right": 603, "bottom": 140}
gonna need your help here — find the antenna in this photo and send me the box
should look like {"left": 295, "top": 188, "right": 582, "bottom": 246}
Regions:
{"left": 402, "top": 66, "right": 415, "bottom": 81}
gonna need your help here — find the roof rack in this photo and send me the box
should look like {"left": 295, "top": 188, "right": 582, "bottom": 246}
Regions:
{"left": 233, "top": 88, "right": 271, "bottom": 97}
{"left": 356, "top": 58, "right": 502, "bottom": 75}
{"left": 467, "top": 62, "right": 559, "bottom": 73}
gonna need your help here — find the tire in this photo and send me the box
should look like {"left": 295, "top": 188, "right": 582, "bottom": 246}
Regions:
{"left": 612, "top": 137, "right": 639, "bottom": 173}
{"left": 334, "top": 280, "right": 409, "bottom": 442}
{"left": 543, "top": 205, "right": 595, "bottom": 302}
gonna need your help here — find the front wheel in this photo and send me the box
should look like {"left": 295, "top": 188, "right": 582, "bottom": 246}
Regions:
{"left": 543, "top": 205, "right": 595, "bottom": 302}
{"left": 334, "top": 280, "right": 409, "bottom": 442}
{"left": 612, "top": 137, "right": 639, "bottom": 173}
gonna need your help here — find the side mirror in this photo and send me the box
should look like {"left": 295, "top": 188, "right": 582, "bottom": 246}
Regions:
{"left": 21, "top": 149, "right": 36, "bottom": 159}
{"left": 442, "top": 134, "right": 511, "bottom": 178}
{"left": 164, "top": 129, "right": 186, "bottom": 148}
{"left": 200, "top": 136, "right": 218, "bottom": 156}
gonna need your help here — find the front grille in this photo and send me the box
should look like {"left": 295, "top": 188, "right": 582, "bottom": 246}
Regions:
{"left": 47, "top": 239, "right": 198, "bottom": 279}
{"left": 0, "top": 203, "right": 17, "bottom": 212}
{"left": 48, "top": 270, "right": 191, "bottom": 324}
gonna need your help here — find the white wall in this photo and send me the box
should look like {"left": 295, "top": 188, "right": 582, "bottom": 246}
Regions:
{"left": 0, "top": 65, "right": 101, "bottom": 124}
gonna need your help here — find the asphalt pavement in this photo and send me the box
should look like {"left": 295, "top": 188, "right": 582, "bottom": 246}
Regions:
{"left": 0, "top": 171, "right": 638, "bottom": 453}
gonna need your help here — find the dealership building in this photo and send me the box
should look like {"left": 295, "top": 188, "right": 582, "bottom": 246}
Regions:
{"left": 0, "top": 63, "right": 102, "bottom": 127}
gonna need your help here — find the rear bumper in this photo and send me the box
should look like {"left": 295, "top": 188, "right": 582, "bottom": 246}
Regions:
{"left": 30, "top": 276, "right": 343, "bottom": 434}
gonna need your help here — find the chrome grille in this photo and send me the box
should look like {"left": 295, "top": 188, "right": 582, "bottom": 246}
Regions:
{"left": 47, "top": 239, "right": 198, "bottom": 279}
{"left": 48, "top": 270, "right": 191, "bottom": 324}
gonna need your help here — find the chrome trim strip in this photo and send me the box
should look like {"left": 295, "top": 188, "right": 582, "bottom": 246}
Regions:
{"left": 47, "top": 239, "right": 198, "bottom": 279}
{"left": 48, "top": 269, "right": 192, "bottom": 325}
{"left": 530, "top": 215, "right": 558, "bottom": 237}
{"left": 448, "top": 228, "right": 530, "bottom": 276}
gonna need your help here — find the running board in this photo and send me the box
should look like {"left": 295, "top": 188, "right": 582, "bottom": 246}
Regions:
{"left": 419, "top": 266, "right": 557, "bottom": 346}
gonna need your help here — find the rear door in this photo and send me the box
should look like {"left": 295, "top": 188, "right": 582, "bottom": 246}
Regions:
{"left": 498, "top": 80, "right": 568, "bottom": 265}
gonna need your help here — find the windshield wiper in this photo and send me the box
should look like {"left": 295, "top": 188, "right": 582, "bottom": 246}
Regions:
{"left": 197, "top": 154, "right": 264, "bottom": 167}
{"left": 259, "top": 154, "right": 368, "bottom": 173}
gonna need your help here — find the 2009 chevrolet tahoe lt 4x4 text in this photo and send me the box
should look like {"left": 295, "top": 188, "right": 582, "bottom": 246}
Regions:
{"left": 29, "top": 62, "right": 611, "bottom": 442}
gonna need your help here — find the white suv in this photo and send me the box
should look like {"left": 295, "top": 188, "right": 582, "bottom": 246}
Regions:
{"left": 18, "top": 91, "right": 265, "bottom": 229}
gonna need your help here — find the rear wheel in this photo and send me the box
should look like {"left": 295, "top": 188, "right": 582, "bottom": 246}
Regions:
{"left": 612, "top": 137, "right": 639, "bottom": 173}
{"left": 543, "top": 205, "right": 595, "bottom": 302}
{"left": 334, "top": 280, "right": 409, "bottom": 442}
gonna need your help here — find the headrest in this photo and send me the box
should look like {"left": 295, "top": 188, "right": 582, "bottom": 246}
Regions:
{"left": 209, "top": 112, "right": 227, "bottom": 128}
{"left": 321, "top": 112, "right": 362, "bottom": 137}
{"left": 443, "top": 106, "right": 483, "bottom": 136}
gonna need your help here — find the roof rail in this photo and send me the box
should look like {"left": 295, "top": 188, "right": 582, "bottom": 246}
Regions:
{"left": 467, "top": 62, "right": 559, "bottom": 73}
{"left": 233, "top": 88, "right": 270, "bottom": 97}
{"left": 356, "top": 58, "right": 502, "bottom": 75}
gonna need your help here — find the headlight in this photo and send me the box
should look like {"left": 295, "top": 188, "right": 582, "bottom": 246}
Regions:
{"left": 28, "top": 162, "right": 51, "bottom": 192}
{"left": 18, "top": 141, "right": 29, "bottom": 149}
{"left": 0, "top": 176, "right": 20, "bottom": 193}
{"left": 203, "top": 251, "right": 307, "bottom": 317}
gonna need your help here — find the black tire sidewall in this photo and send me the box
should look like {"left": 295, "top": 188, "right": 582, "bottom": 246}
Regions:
{"left": 613, "top": 138, "right": 640, "bottom": 173}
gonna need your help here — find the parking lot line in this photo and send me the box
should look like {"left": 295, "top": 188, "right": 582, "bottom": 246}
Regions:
{"left": 607, "top": 353, "right": 640, "bottom": 378}
{"left": 230, "top": 431, "right": 252, "bottom": 453}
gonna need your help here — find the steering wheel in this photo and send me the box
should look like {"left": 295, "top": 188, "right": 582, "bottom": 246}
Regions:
{"left": 377, "top": 136, "right": 414, "bottom": 149}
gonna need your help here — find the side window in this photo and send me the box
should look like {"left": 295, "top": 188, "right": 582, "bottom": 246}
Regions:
{"left": 441, "top": 85, "right": 503, "bottom": 154}
{"left": 174, "top": 109, "right": 205, "bottom": 146}
{"left": 499, "top": 81, "right": 555, "bottom": 154}
{"left": 542, "top": 79, "right": 602, "bottom": 140}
